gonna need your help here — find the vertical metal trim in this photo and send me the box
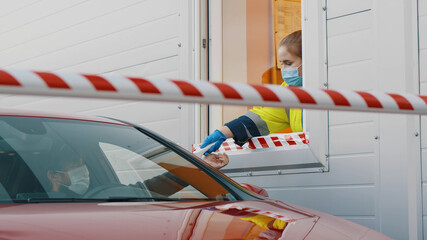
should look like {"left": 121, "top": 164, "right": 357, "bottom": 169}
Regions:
{"left": 206, "top": 0, "right": 211, "bottom": 136}
{"left": 198, "top": 0, "right": 210, "bottom": 142}
{"left": 416, "top": 0, "right": 424, "bottom": 238}
{"left": 325, "top": 0, "right": 330, "bottom": 172}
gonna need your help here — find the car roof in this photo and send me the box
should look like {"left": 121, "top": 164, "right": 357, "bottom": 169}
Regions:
{"left": 0, "top": 108, "right": 131, "bottom": 127}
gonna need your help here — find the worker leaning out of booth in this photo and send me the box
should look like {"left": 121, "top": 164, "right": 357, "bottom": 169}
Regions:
{"left": 201, "top": 30, "right": 303, "bottom": 155}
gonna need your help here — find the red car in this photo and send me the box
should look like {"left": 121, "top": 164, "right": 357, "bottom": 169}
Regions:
{"left": 0, "top": 109, "right": 390, "bottom": 239}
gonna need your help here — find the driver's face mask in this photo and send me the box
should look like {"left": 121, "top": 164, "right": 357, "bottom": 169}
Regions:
{"left": 57, "top": 165, "right": 90, "bottom": 195}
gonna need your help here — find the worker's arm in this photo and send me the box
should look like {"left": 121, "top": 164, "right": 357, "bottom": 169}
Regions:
{"left": 202, "top": 82, "right": 302, "bottom": 153}
{"left": 225, "top": 107, "right": 291, "bottom": 146}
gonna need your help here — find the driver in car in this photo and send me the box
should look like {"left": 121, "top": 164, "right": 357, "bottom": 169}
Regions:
{"left": 46, "top": 154, "right": 90, "bottom": 197}
{"left": 46, "top": 152, "right": 229, "bottom": 197}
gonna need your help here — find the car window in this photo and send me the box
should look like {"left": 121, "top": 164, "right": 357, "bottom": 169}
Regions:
{"left": 0, "top": 116, "right": 232, "bottom": 203}
{"left": 99, "top": 142, "right": 210, "bottom": 199}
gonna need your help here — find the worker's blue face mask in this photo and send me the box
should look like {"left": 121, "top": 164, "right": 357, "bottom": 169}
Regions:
{"left": 281, "top": 65, "right": 302, "bottom": 86}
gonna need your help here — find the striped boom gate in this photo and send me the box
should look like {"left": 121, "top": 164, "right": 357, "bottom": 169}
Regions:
{"left": 0, "top": 69, "right": 426, "bottom": 114}
{"left": 0, "top": 69, "right": 425, "bottom": 174}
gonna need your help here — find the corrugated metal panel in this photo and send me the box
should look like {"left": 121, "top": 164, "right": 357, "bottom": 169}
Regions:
{"left": 0, "top": 0, "right": 193, "bottom": 147}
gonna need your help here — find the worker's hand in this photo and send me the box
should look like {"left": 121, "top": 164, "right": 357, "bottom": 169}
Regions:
{"left": 202, "top": 153, "right": 229, "bottom": 169}
{"left": 201, "top": 129, "right": 226, "bottom": 155}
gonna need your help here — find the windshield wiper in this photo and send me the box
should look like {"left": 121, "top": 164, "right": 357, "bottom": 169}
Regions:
{"left": 22, "top": 197, "right": 218, "bottom": 203}
{"left": 23, "top": 198, "right": 105, "bottom": 203}
{"left": 105, "top": 197, "right": 218, "bottom": 202}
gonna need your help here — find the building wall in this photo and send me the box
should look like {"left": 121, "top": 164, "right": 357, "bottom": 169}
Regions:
{"left": 0, "top": 0, "right": 195, "bottom": 148}
{"left": 221, "top": 0, "right": 248, "bottom": 124}
{"left": 420, "top": 0, "right": 427, "bottom": 238}
{"left": 229, "top": 1, "right": 422, "bottom": 239}
{"left": 231, "top": 0, "right": 378, "bottom": 230}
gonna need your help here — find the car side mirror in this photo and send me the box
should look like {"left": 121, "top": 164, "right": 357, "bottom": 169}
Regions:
{"left": 239, "top": 183, "right": 269, "bottom": 197}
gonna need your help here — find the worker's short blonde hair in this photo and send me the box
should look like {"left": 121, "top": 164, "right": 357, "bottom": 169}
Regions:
{"left": 279, "top": 30, "right": 302, "bottom": 58}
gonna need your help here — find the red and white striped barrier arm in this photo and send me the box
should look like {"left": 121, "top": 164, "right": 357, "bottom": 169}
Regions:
{"left": 247, "top": 132, "right": 308, "bottom": 149}
{"left": 0, "top": 69, "right": 426, "bottom": 114}
{"left": 192, "top": 133, "right": 308, "bottom": 153}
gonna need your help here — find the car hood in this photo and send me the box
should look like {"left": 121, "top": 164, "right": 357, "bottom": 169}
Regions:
{"left": 0, "top": 200, "right": 388, "bottom": 240}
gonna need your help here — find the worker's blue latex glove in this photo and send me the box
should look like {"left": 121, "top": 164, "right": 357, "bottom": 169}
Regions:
{"left": 201, "top": 130, "right": 227, "bottom": 156}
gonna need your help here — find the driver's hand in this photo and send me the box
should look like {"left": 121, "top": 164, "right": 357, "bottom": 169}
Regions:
{"left": 202, "top": 153, "right": 229, "bottom": 169}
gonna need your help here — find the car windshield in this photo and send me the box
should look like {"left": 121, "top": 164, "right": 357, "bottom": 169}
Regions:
{"left": 0, "top": 116, "right": 234, "bottom": 203}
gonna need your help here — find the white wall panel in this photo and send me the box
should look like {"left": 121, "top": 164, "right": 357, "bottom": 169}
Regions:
{"left": 421, "top": 117, "right": 427, "bottom": 149}
{"left": 424, "top": 218, "right": 427, "bottom": 240}
{"left": 9, "top": 16, "right": 179, "bottom": 71}
{"left": 262, "top": 1, "right": 378, "bottom": 231}
{"left": 148, "top": 70, "right": 180, "bottom": 79}
{"left": 327, "top": 11, "right": 374, "bottom": 91}
{"left": 104, "top": 56, "right": 179, "bottom": 77}
{"left": 58, "top": 38, "right": 179, "bottom": 74}
{"left": 421, "top": 4, "right": 427, "bottom": 218}
{"left": 422, "top": 150, "right": 427, "bottom": 182}
{"left": 423, "top": 184, "right": 427, "bottom": 214}
{"left": 420, "top": 50, "right": 427, "bottom": 84}
{"left": 268, "top": 186, "right": 375, "bottom": 216}
{"left": 0, "top": 1, "right": 141, "bottom": 51}
{"left": 328, "top": 61, "right": 374, "bottom": 91}
{"left": 420, "top": 16, "right": 427, "bottom": 50}
{"left": 328, "top": 29, "right": 373, "bottom": 67}
{"left": 343, "top": 218, "right": 376, "bottom": 231}
{"left": 421, "top": 4, "right": 427, "bottom": 187}
{"left": 0, "top": 1, "right": 87, "bottom": 35}
{"left": 230, "top": 154, "right": 376, "bottom": 228}
{"left": 3, "top": 20, "right": 179, "bottom": 70}
{"left": 421, "top": 0, "right": 427, "bottom": 17}
{"left": 327, "top": 10, "right": 372, "bottom": 37}
{"left": 421, "top": 1, "right": 427, "bottom": 235}
{"left": 0, "top": 0, "right": 39, "bottom": 17}
{"left": 330, "top": 123, "right": 375, "bottom": 155}
{"left": 233, "top": 155, "right": 375, "bottom": 188}
{"left": 0, "top": 0, "right": 194, "bottom": 148}
{"left": 326, "top": 0, "right": 372, "bottom": 19}
{"left": 329, "top": 112, "right": 376, "bottom": 126}
{"left": 132, "top": 118, "right": 181, "bottom": 143}
{"left": 80, "top": 102, "right": 181, "bottom": 124}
